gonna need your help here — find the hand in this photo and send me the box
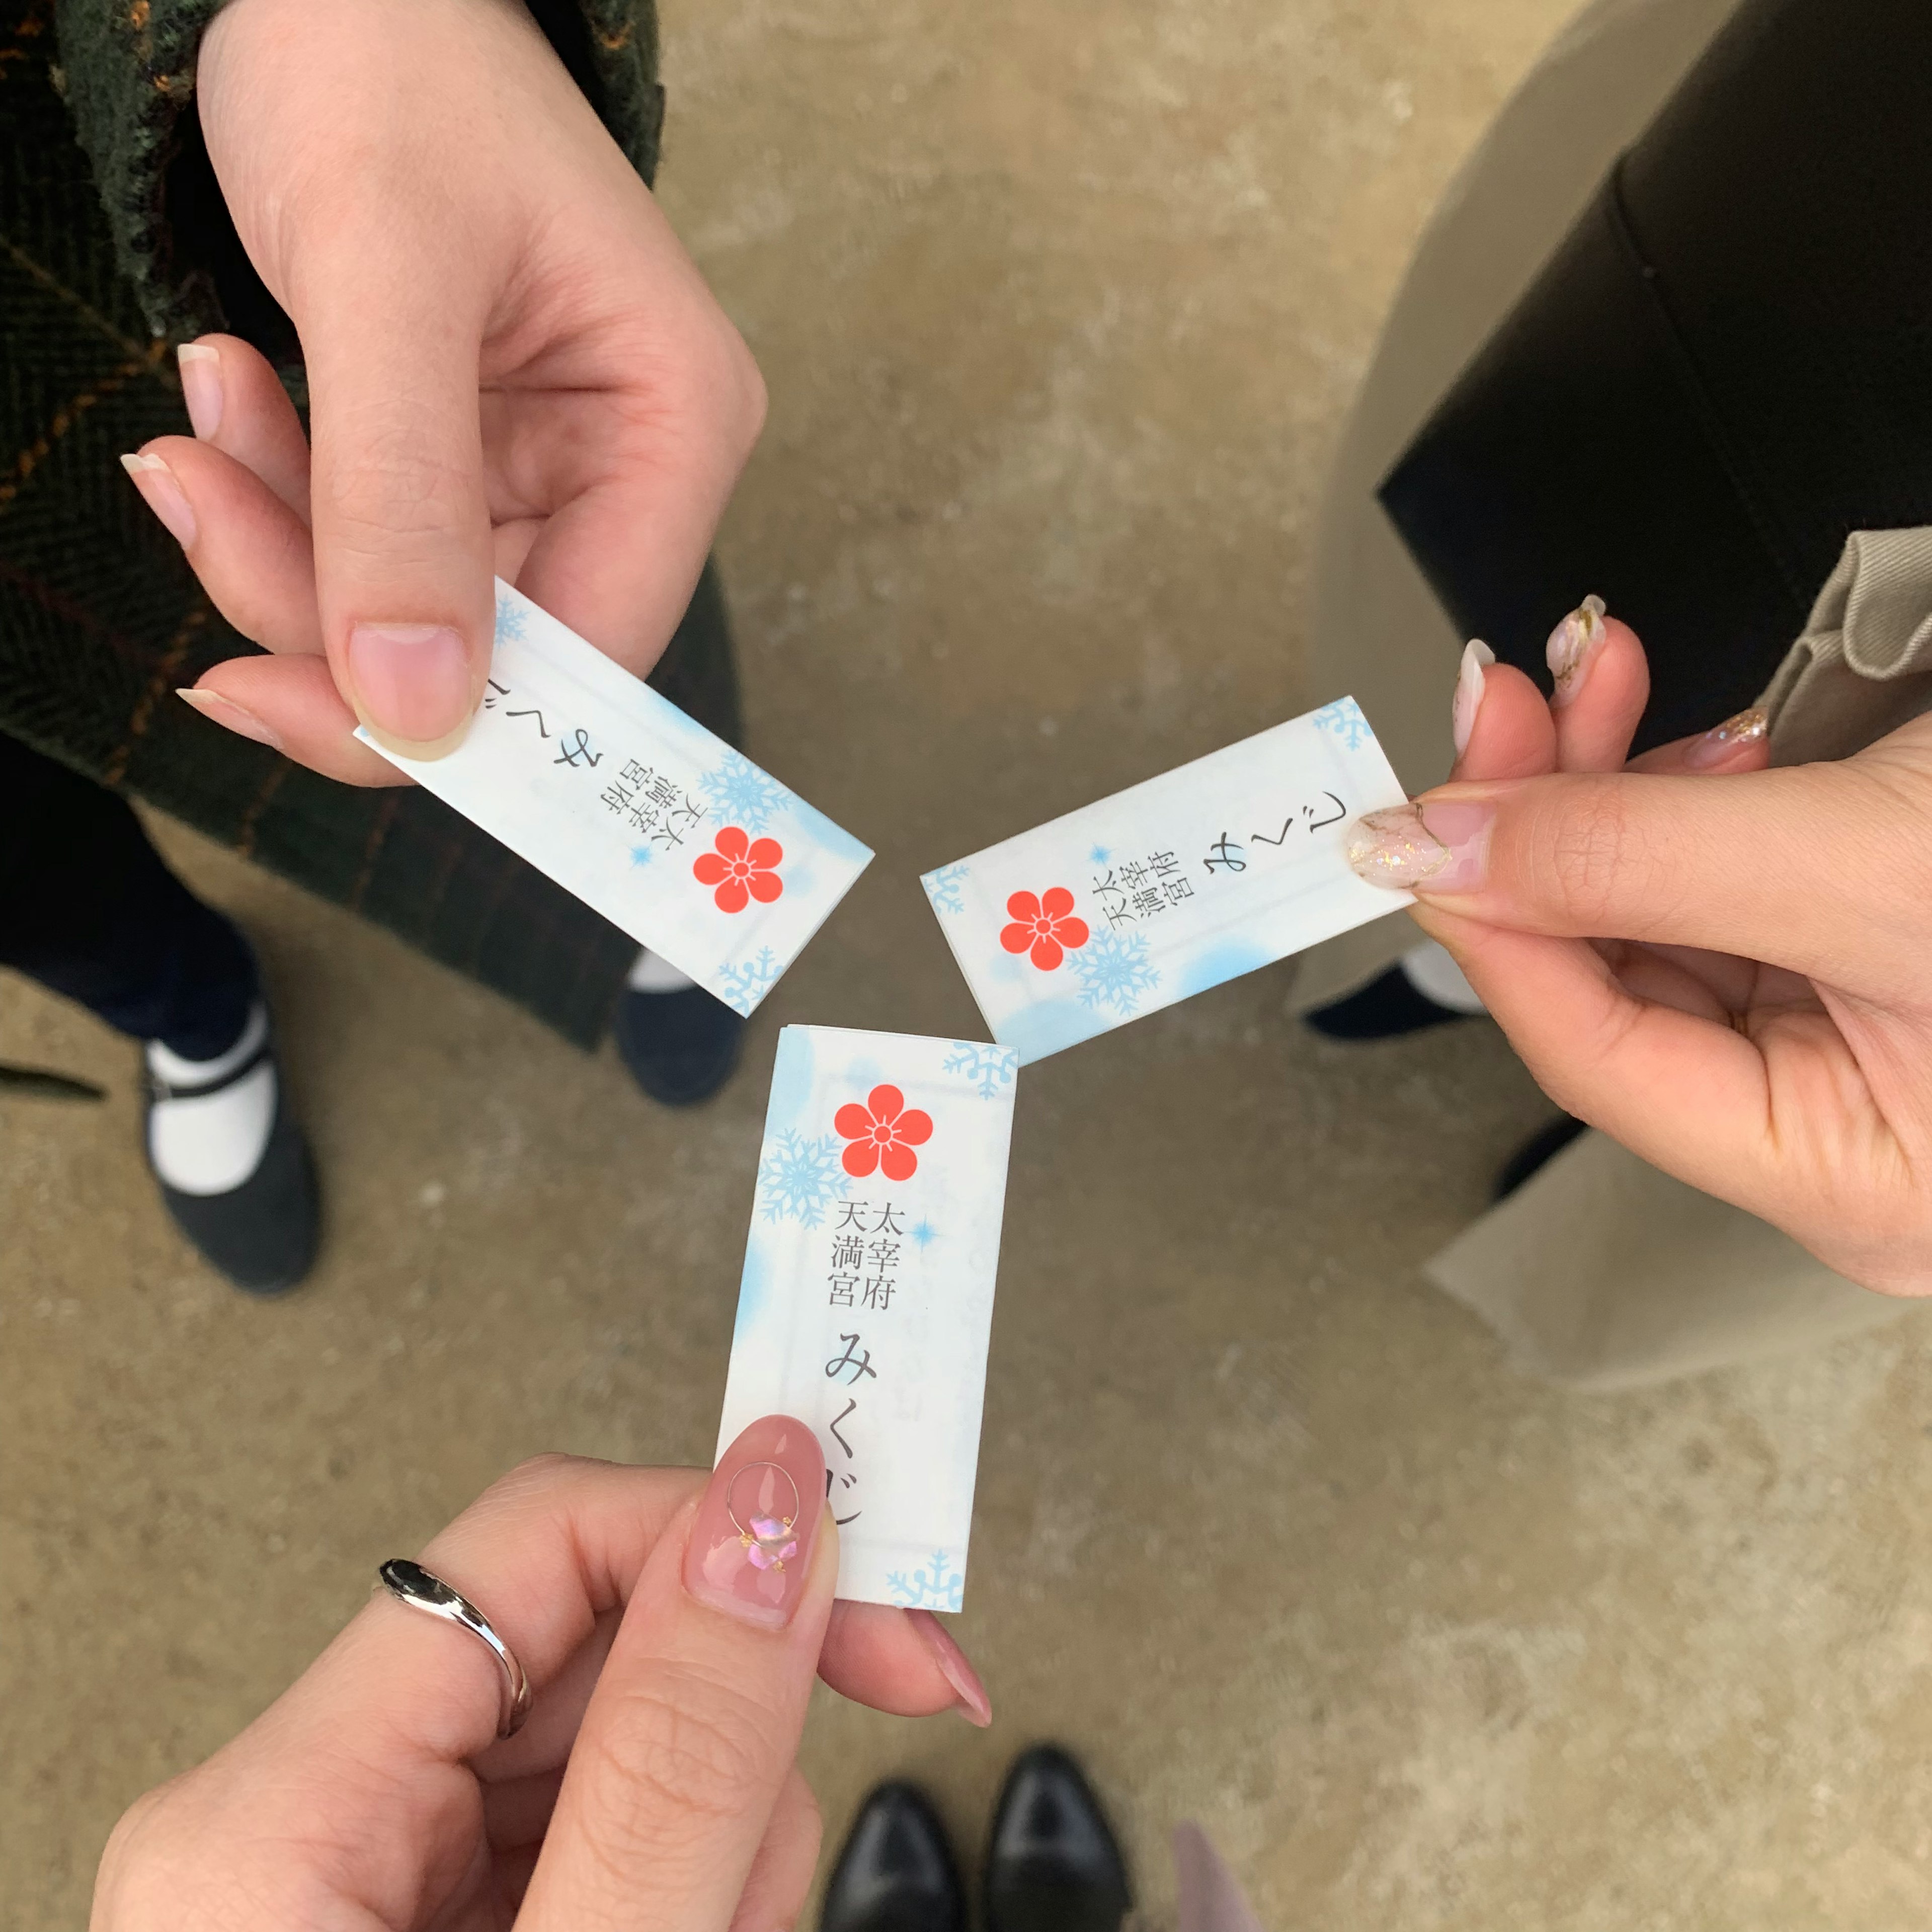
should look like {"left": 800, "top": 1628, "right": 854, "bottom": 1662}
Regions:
{"left": 122, "top": 0, "right": 764, "bottom": 782}
{"left": 1345, "top": 600, "right": 1932, "bottom": 1295}
{"left": 90, "top": 1421, "right": 989, "bottom": 1930}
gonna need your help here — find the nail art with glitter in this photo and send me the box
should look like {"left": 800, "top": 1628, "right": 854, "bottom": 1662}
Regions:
{"left": 1345, "top": 800, "right": 1494, "bottom": 893}
{"left": 1546, "top": 594, "right": 1607, "bottom": 709}
{"left": 685, "top": 1414, "right": 826, "bottom": 1628}
{"left": 1684, "top": 705, "right": 1768, "bottom": 770}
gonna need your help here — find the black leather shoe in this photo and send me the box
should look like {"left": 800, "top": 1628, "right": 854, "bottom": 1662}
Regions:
{"left": 1493, "top": 1113, "right": 1588, "bottom": 1202}
{"left": 819, "top": 1782, "right": 964, "bottom": 1932}
{"left": 613, "top": 985, "right": 745, "bottom": 1106}
{"left": 144, "top": 1006, "right": 320, "bottom": 1296}
{"left": 1305, "top": 962, "right": 1480, "bottom": 1040}
{"left": 985, "top": 1745, "right": 1131, "bottom": 1932}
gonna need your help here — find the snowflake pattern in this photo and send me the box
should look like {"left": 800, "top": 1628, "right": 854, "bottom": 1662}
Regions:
{"left": 756, "top": 1130, "right": 845, "bottom": 1227}
{"left": 1312, "top": 696, "right": 1372, "bottom": 750}
{"left": 1072, "top": 928, "right": 1160, "bottom": 1015}
{"left": 493, "top": 590, "right": 529, "bottom": 646}
{"left": 926, "top": 863, "right": 971, "bottom": 916}
{"left": 700, "top": 751, "right": 789, "bottom": 834}
{"left": 886, "top": 1549, "right": 964, "bottom": 1613}
{"left": 943, "top": 1040, "right": 1017, "bottom": 1099}
{"left": 629, "top": 845, "right": 654, "bottom": 869}
{"left": 717, "top": 946, "right": 780, "bottom": 1016}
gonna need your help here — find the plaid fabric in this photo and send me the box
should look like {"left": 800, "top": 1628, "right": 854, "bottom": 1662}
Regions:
{"left": 0, "top": 0, "right": 740, "bottom": 1050}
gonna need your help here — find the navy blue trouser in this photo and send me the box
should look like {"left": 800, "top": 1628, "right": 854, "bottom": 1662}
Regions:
{"left": 0, "top": 732, "right": 254, "bottom": 1060}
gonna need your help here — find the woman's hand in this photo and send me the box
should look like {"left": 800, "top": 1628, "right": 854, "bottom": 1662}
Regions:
{"left": 122, "top": 0, "right": 764, "bottom": 782}
{"left": 1346, "top": 600, "right": 1932, "bottom": 1296}
{"left": 90, "top": 1421, "right": 988, "bottom": 1930}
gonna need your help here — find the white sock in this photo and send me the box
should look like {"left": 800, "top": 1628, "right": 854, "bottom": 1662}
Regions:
{"left": 146, "top": 1003, "right": 277, "bottom": 1196}
{"left": 1399, "top": 938, "right": 1488, "bottom": 1015}
{"left": 626, "top": 948, "right": 697, "bottom": 995}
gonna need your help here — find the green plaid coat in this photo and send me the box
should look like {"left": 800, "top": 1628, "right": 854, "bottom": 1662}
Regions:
{"left": 1, "top": 0, "right": 740, "bottom": 1046}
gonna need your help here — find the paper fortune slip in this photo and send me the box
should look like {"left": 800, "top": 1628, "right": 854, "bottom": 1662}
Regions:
{"left": 715, "top": 1025, "right": 1019, "bottom": 1610}
{"left": 921, "top": 697, "right": 1411, "bottom": 1063}
{"left": 359, "top": 582, "right": 872, "bottom": 1016}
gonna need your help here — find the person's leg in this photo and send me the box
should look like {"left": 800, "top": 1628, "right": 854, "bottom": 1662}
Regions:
{"left": 0, "top": 733, "right": 255, "bottom": 1059}
{"left": 0, "top": 733, "right": 319, "bottom": 1293}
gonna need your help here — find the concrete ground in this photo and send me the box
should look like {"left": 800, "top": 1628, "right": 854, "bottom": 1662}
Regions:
{"left": 9, "top": 0, "right": 1932, "bottom": 1925}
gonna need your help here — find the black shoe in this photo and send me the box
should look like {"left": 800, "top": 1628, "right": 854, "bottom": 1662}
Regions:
{"left": 985, "top": 1746, "right": 1131, "bottom": 1932}
{"left": 820, "top": 1781, "right": 965, "bottom": 1932}
{"left": 1305, "top": 963, "right": 1479, "bottom": 1040}
{"left": 144, "top": 1006, "right": 320, "bottom": 1296}
{"left": 614, "top": 985, "right": 746, "bottom": 1106}
{"left": 1493, "top": 1113, "right": 1589, "bottom": 1202}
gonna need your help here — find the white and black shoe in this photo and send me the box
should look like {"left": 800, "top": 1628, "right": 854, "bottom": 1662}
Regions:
{"left": 613, "top": 949, "right": 746, "bottom": 1107}
{"left": 143, "top": 999, "right": 319, "bottom": 1295}
{"left": 1305, "top": 939, "right": 1491, "bottom": 1040}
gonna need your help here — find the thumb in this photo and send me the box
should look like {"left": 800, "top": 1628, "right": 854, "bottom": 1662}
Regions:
{"left": 518, "top": 1415, "right": 835, "bottom": 1931}
{"left": 1342, "top": 757, "right": 1913, "bottom": 993}
{"left": 301, "top": 276, "right": 495, "bottom": 757}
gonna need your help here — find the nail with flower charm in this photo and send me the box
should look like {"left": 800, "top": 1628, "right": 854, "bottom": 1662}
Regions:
{"left": 685, "top": 1415, "right": 827, "bottom": 1628}
{"left": 1547, "top": 594, "right": 1607, "bottom": 708}
{"left": 694, "top": 825, "right": 784, "bottom": 913}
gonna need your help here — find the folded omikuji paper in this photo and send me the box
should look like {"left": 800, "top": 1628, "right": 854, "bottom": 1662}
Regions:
{"left": 715, "top": 1025, "right": 1018, "bottom": 1611}
{"left": 921, "top": 697, "right": 1412, "bottom": 1063}
{"left": 358, "top": 582, "right": 872, "bottom": 1016}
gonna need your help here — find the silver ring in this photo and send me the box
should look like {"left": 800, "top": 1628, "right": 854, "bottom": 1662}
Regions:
{"left": 377, "top": 1558, "right": 532, "bottom": 1739}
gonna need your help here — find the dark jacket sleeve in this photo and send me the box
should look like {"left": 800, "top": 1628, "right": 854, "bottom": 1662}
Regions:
{"left": 52, "top": 0, "right": 665, "bottom": 353}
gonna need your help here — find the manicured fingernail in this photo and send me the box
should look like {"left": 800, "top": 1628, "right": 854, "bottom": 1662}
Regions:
{"left": 1451, "top": 638, "right": 1495, "bottom": 756}
{"left": 1685, "top": 705, "right": 1767, "bottom": 770}
{"left": 176, "top": 686, "right": 283, "bottom": 751}
{"left": 1346, "top": 800, "right": 1494, "bottom": 892}
{"left": 903, "top": 1607, "right": 993, "bottom": 1726}
{"left": 120, "top": 452, "right": 196, "bottom": 548}
{"left": 1546, "top": 594, "right": 1607, "bottom": 708}
{"left": 177, "top": 342, "right": 223, "bottom": 439}
{"left": 685, "top": 1415, "right": 827, "bottom": 1630}
{"left": 345, "top": 623, "right": 475, "bottom": 759}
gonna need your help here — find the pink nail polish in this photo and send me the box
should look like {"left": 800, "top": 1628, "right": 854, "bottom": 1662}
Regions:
{"left": 344, "top": 623, "right": 475, "bottom": 755}
{"left": 176, "top": 686, "right": 284, "bottom": 752}
{"left": 905, "top": 1608, "right": 993, "bottom": 1727}
{"left": 1451, "top": 638, "right": 1494, "bottom": 756}
{"left": 1546, "top": 594, "right": 1607, "bottom": 709}
{"left": 119, "top": 452, "right": 197, "bottom": 549}
{"left": 177, "top": 342, "right": 223, "bottom": 439}
{"left": 685, "top": 1416, "right": 827, "bottom": 1629}
{"left": 1684, "top": 705, "right": 1767, "bottom": 770}
{"left": 1345, "top": 800, "right": 1494, "bottom": 893}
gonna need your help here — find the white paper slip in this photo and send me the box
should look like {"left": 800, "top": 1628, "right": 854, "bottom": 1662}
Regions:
{"left": 715, "top": 1025, "right": 1019, "bottom": 1611}
{"left": 358, "top": 582, "right": 872, "bottom": 1015}
{"left": 920, "top": 697, "right": 1412, "bottom": 1064}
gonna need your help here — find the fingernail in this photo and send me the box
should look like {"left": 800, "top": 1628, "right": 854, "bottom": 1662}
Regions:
{"left": 685, "top": 1415, "right": 827, "bottom": 1630}
{"left": 1685, "top": 705, "right": 1767, "bottom": 770}
{"left": 1450, "top": 638, "right": 1495, "bottom": 756}
{"left": 905, "top": 1608, "right": 993, "bottom": 1727}
{"left": 177, "top": 342, "right": 223, "bottom": 439}
{"left": 120, "top": 452, "right": 196, "bottom": 549}
{"left": 1546, "top": 593, "right": 1607, "bottom": 708}
{"left": 176, "top": 686, "right": 283, "bottom": 752}
{"left": 345, "top": 623, "right": 475, "bottom": 759}
{"left": 1346, "top": 800, "right": 1494, "bottom": 893}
